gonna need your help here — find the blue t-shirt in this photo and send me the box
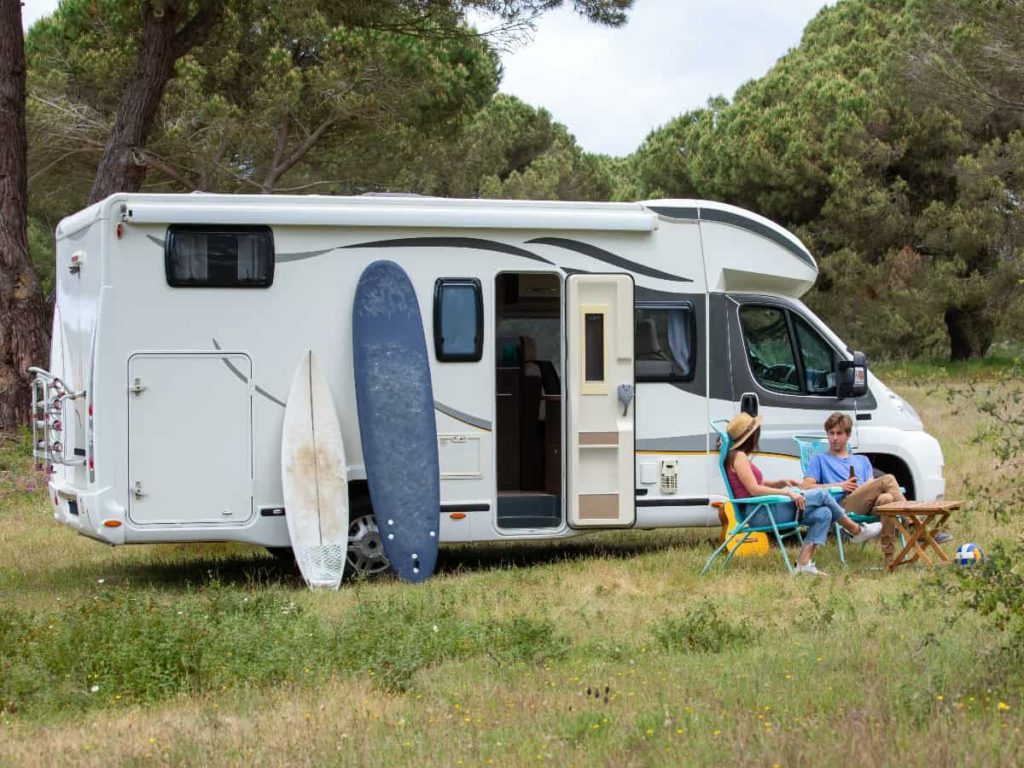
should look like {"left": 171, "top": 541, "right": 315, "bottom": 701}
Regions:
{"left": 806, "top": 452, "right": 873, "bottom": 485}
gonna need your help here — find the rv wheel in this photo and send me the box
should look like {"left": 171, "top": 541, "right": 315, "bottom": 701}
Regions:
{"left": 346, "top": 507, "right": 391, "bottom": 578}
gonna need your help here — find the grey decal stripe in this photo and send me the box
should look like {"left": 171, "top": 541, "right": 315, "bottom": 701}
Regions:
{"left": 636, "top": 433, "right": 800, "bottom": 459}
{"left": 527, "top": 236, "right": 692, "bottom": 283}
{"left": 698, "top": 208, "right": 814, "bottom": 267}
{"left": 211, "top": 339, "right": 286, "bottom": 407}
{"left": 277, "top": 248, "right": 334, "bottom": 263}
{"left": 648, "top": 206, "right": 699, "bottom": 220}
{"left": 434, "top": 401, "right": 491, "bottom": 431}
{"left": 648, "top": 205, "right": 814, "bottom": 267}
{"left": 147, "top": 234, "right": 164, "bottom": 248}
{"left": 344, "top": 237, "right": 554, "bottom": 265}
{"left": 637, "top": 434, "right": 711, "bottom": 452}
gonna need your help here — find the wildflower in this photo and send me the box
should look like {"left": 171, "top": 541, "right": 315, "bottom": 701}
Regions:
{"left": 89, "top": 685, "right": 99, "bottom": 693}
{"left": 97, "top": 579, "right": 105, "bottom": 584}
{"left": 998, "top": 702, "right": 1011, "bottom": 711}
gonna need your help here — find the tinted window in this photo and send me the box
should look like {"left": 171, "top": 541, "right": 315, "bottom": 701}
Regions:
{"left": 794, "top": 316, "right": 837, "bottom": 395}
{"left": 740, "top": 304, "right": 840, "bottom": 396}
{"left": 635, "top": 304, "right": 696, "bottom": 382}
{"left": 739, "top": 306, "right": 800, "bottom": 393}
{"left": 584, "top": 312, "right": 605, "bottom": 382}
{"left": 165, "top": 225, "right": 274, "bottom": 288}
{"left": 434, "top": 279, "right": 483, "bottom": 362}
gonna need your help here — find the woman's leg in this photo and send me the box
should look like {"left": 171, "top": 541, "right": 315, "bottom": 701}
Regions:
{"left": 801, "top": 506, "right": 832, "bottom": 551}
{"left": 797, "top": 542, "right": 817, "bottom": 566}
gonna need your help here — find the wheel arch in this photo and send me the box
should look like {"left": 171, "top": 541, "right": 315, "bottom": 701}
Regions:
{"left": 863, "top": 453, "right": 915, "bottom": 500}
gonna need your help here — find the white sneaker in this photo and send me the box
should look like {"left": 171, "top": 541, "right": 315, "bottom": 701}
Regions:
{"left": 849, "top": 522, "right": 882, "bottom": 544}
{"left": 794, "top": 561, "right": 826, "bottom": 576}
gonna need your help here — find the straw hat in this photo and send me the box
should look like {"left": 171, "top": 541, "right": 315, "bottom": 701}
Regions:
{"left": 726, "top": 412, "right": 762, "bottom": 450}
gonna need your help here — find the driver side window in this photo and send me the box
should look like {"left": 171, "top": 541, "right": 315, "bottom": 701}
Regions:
{"left": 739, "top": 306, "right": 799, "bottom": 393}
{"left": 739, "top": 305, "right": 838, "bottom": 396}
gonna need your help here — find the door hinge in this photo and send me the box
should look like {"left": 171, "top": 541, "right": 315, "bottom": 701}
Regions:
{"left": 132, "top": 481, "right": 147, "bottom": 500}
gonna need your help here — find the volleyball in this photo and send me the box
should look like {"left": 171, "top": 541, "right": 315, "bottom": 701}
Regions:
{"left": 955, "top": 543, "right": 983, "bottom": 566}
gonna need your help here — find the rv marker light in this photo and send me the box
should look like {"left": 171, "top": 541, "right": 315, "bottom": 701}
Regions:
{"left": 116, "top": 223, "right": 123, "bottom": 239}
{"left": 448, "top": 512, "right": 466, "bottom": 520}
{"left": 103, "top": 520, "right": 122, "bottom": 528}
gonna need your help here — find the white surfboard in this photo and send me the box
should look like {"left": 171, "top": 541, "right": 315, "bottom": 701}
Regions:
{"left": 281, "top": 351, "right": 348, "bottom": 589}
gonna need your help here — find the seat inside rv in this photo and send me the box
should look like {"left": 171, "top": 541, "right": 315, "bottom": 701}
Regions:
{"left": 495, "top": 273, "right": 562, "bottom": 529}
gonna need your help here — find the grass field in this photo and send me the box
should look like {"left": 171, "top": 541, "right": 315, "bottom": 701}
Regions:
{"left": 1, "top": 362, "right": 1022, "bottom": 767}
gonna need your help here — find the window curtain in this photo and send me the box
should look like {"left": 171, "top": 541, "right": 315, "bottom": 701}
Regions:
{"left": 667, "top": 309, "right": 691, "bottom": 377}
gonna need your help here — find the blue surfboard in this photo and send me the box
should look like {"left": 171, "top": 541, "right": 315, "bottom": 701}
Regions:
{"left": 352, "top": 260, "right": 440, "bottom": 583}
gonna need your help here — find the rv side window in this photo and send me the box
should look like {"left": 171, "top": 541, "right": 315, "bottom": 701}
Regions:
{"left": 740, "top": 305, "right": 838, "bottom": 395}
{"left": 165, "top": 225, "right": 274, "bottom": 288}
{"left": 634, "top": 304, "right": 696, "bottom": 382}
{"left": 434, "top": 279, "right": 483, "bottom": 362}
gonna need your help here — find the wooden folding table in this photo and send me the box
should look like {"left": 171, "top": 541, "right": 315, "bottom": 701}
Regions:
{"left": 873, "top": 499, "right": 961, "bottom": 572}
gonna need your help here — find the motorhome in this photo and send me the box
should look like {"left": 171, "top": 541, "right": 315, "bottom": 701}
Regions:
{"left": 34, "top": 193, "right": 945, "bottom": 576}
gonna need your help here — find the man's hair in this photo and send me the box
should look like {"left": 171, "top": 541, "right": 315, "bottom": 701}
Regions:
{"left": 824, "top": 412, "right": 853, "bottom": 434}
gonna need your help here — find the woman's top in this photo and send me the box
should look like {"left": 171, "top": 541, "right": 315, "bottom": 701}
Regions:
{"left": 726, "top": 456, "right": 762, "bottom": 499}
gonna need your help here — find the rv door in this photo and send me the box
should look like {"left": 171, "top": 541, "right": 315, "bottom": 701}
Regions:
{"left": 565, "top": 274, "right": 635, "bottom": 528}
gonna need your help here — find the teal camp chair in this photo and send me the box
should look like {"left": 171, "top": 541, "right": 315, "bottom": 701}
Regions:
{"left": 701, "top": 419, "right": 804, "bottom": 576}
{"left": 792, "top": 434, "right": 898, "bottom": 565}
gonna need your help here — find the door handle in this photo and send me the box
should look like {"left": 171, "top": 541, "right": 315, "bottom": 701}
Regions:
{"left": 132, "top": 481, "right": 147, "bottom": 500}
{"left": 617, "top": 384, "right": 635, "bottom": 416}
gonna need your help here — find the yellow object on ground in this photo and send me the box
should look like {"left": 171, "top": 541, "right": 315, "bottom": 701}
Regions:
{"left": 715, "top": 501, "right": 770, "bottom": 557}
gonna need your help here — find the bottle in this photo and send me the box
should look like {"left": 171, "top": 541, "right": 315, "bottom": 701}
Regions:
{"left": 849, "top": 464, "right": 857, "bottom": 484}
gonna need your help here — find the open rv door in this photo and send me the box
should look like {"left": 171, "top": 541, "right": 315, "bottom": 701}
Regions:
{"left": 565, "top": 274, "right": 635, "bottom": 528}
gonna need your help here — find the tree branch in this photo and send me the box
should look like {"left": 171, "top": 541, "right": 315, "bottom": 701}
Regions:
{"left": 263, "top": 114, "right": 339, "bottom": 192}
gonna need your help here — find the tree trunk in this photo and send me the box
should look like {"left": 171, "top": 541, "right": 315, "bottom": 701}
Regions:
{"left": 944, "top": 306, "right": 994, "bottom": 361}
{"left": 88, "top": 1, "right": 222, "bottom": 204}
{"left": 0, "top": 0, "right": 51, "bottom": 428}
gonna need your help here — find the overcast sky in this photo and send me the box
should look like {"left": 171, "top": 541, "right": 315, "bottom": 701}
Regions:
{"left": 23, "top": 0, "right": 831, "bottom": 157}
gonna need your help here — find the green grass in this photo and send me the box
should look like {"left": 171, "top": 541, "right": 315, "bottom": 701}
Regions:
{"left": 873, "top": 343, "right": 1024, "bottom": 383}
{"left": 1, "top": 375, "right": 1023, "bottom": 766}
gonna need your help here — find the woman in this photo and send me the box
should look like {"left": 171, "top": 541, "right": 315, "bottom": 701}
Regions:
{"left": 724, "top": 413, "right": 881, "bottom": 576}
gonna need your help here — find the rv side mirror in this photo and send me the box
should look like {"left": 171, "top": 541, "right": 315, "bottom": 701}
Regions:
{"left": 836, "top": 352, "right": 868, "bottom": 399}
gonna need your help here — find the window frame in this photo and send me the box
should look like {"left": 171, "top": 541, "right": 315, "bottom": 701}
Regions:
{"left": 738, "top": 302, "right": 840, "bottom": 397}
{"left": 433, "top": 277, "right": 484, "bottom": 363}
{"left": 164, "top": 224, "right": 275, "bottom": 289}
{"left": 634, "top": 301, "right": 698, "bottom": 383}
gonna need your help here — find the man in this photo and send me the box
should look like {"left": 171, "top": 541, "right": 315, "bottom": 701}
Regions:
{"left": 801, "top": 412, "right": 904, "bottom": 567}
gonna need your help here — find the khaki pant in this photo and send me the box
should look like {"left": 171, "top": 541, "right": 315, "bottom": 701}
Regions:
{"left": 840, "top": 474, "right": 905, "bottom": 565}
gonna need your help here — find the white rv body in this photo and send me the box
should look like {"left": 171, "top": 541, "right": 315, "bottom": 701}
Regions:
{"left": 39, "top": 194, "right": 945, "bottom": 564}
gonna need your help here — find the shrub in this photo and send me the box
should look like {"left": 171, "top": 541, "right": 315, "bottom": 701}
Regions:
{"left": 649, "top": 601, "right": 750, "bottom": 654}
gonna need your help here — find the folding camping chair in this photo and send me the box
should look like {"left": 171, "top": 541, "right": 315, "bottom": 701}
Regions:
{"left": 701, "top": 419, "right": 803, "bottom": 576}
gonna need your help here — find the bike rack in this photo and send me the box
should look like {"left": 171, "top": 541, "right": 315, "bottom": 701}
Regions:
{"left": 29, "top": 367, "right": 86, "bottom": 469}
